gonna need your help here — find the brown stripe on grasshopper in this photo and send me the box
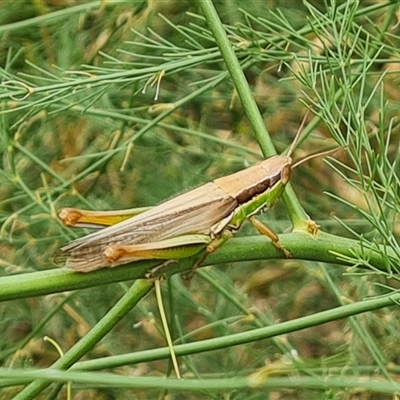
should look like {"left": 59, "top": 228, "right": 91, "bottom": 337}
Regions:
{"left": 214, "top": 155, "right": 291, "bottom": 203}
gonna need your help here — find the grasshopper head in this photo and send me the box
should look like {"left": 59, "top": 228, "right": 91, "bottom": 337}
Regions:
{"left": 259, "top": 155, "right": 292, "bottom": 187}
{"left": 280, "top": 157, "right": 292, "bottom": 185}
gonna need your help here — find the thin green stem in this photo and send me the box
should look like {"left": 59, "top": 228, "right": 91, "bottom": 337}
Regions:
{"left": 4, "top": 289, "right": 400, "bottom": 386}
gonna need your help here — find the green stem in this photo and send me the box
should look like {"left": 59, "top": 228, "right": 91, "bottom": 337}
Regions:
{"left": 4, "top": 289, "right": 399, "bottom": 389}
{"left": 3, "top": 372, "right": 400, "bottom": 393}
{"left": 197, "top": 0, "right": 274, "bottom": 156}
{"left": 65, "top": 289, "right": 400, "bottom": 371}
{"left": 0, "top": 231, "right": 390, "bottom": 303}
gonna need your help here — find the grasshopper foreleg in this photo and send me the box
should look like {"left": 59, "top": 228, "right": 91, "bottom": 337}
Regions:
{"left": 249, "top": 216, "right": 292, "bottom": 258}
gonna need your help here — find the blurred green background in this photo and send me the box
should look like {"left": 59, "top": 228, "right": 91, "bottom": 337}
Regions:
{"left": 1, "top": 1, "right": 400, "bottom": 399}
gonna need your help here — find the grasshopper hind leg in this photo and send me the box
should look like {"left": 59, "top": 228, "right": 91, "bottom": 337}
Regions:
{"left": 145, "top": 259, "right": 179, "bottom": 279}
{"left": 183, "top": 230, "right": 234, "bottom": 282}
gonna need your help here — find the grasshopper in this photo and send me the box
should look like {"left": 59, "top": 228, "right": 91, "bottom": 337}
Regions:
{"left": 58, "top": 133, "right": 329, "bottom": 273}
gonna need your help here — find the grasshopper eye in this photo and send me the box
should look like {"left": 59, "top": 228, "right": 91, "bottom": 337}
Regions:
{"left": 281, "top": 164, "right": 292, "bottom": 185}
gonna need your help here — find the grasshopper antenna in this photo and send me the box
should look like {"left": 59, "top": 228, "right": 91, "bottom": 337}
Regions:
{"left": 286, "top": 110, "right": 310, "bottom": 157}
{"left": 292, "top": 147, "right": 342, "bottom": 169}
{"left": 286, "top": 111, "right": 343, "bottom": 168}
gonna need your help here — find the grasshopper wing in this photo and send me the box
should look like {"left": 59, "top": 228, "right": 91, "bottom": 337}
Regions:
{"left": 59, "top": 182, "right": 238, "bottom": 271}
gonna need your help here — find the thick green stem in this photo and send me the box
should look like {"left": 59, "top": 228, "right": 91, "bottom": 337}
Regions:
{"left": 0, "top": 231, "right": 391, "bottom": 303}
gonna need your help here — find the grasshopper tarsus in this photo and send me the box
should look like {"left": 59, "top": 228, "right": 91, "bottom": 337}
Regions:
{"left": 277, "top": 244, "right": 293, "bottom": 259}
{"left": 182, "top": 250, "right": 209, "bottom": 284}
